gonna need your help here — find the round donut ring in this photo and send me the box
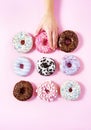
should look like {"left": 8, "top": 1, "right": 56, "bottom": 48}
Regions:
{"left": 36, "top": 57, "right": 56, "bottom": 76}
{"left": 60, "top": 55, "right": 80, "bottom": 75}
{"left": 13, "top": 80, "right": 33, "bottom": 101}
{"left": 35, "top": 31, "right": 52, "bottom": 53}
{"left": 60, "top": 80, "right": 81, "bottom": 100}
{"left": 58, "top": 30, "right": 78, "bottom": 52}
{"left": 14, "top": 57, "right": 31, "bottom": 76}
{"left": 13, "top": 32, "right": 33, "bottom": 53}
{"left": 37, "top": 81, "right": 58, "bottom": 102}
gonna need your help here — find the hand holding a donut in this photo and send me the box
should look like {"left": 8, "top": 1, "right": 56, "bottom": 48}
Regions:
{"left": 36, "top": 0, "right": 59, "bottom": 50}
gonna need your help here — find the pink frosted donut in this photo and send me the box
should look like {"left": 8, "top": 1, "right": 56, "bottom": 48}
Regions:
{"left": 36, "top": 81, "right": 58, "bottom": 102}
{"left": 35, "top": 31, "right": 52, "bottom": 53}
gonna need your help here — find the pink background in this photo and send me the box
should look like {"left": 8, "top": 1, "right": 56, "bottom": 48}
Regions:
{"left": 0, "top": 0, "right": 91, "bottom": 129}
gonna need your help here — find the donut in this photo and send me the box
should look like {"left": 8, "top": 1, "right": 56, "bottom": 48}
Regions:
{"left": 58, "top": 30, "right": 78, "bottom": 52}
{"left": 60, "top": 55, "right": 80, "bottom": 75}
{"left": 13, "top": 80, "right": 33, "bottom": 101}
{"left": 36, "top": 81, "right": 58, "bottom": 102}
{"left": 35, "top": 31, "right": 52, "bottom": 53}
{"left": 12, "top": 32, "right": 33, "bottom": 53}
{"left": 14, "top": 57, "right": 31, "bottom": 76}
{"left": 60, "top": 80, "right": 81, "bottom": 100}
{"left": 36, "top": 57, "right": 56, "bottom": 76}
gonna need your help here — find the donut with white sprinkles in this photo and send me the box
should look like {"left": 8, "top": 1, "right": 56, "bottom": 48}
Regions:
{"left": 60, "top": 80, "right": 81, "bottom": 100}
{"left": 13, "top": 32, "right": 33, "bottom": 53}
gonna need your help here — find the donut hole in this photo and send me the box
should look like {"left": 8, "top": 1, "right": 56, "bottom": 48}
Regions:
{"left": 69, "top": 88, "right": 73, "bottom": 92}
{"left": 20, "top": 64, "right": 24, "bottom": 69}
{"left": 20, "top": 87, "right": 25, "bottom": 94}
{"left": 42, "top": 39, "right": 47, "bottom": 46}
{"left": 41, "top": 63, "right": 50, "bottom": 68}
{"left": 66, "top": 62, "right": 72, "bottom": 68}
{"left": 65, "top": 38, "right": 71, "bottom": 45}
{"left": 21, "top": 40, "right": 25, "bottom": 45}
{"left": 45, "top": 88, "right": 50, "bottom": 94}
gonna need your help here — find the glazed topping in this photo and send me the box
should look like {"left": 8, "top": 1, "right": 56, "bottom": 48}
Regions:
{"left": 37, "top": 81, "right": 58, "bottom": 102}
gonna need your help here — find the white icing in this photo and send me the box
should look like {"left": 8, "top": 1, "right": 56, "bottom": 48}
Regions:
{"left": 13, "top": 32, "right": 33, "bottom": 53}
{"left": 36, "top": 57, "right": 56, "bottom": 76}
{"left": 61, "top": 80, "right": 81, "bottom": 100}
{"left": 60, "top": 55, "right": 80, "bottom": 75}
{"left": 14, "top": 57, "right": 31, "bottom": 76}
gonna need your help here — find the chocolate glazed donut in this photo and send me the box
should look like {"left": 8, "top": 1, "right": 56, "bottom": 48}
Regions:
{"left": 13, "top": 80, "right": 33, "bottom": 101}
{"left": 58, "top": 30, "right": 78, "bottom": 52}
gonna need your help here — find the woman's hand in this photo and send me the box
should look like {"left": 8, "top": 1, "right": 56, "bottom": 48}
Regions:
{"left": 36, "top": 13, "right": 59, "bottom": 50}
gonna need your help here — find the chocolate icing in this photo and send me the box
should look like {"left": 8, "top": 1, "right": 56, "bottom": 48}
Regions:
{"left": 58, "top": 30, "right": 78, "bottom": 52}
{"left": 13, "top": 81, "right": 33, "bottom": 101}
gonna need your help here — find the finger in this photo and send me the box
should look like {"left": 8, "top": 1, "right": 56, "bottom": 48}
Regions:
{"left": 53, "top": 32, "right": 58, "bottom": 49}
{"left": 46, "top": 30, "right": 53, "bottom": 49}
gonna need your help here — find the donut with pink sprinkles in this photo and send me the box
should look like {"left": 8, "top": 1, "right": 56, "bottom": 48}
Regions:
{"left": 36, "top": 81, "right": 58, "bottom": 102}
{"left": 35, "top": 31, "right": 53, "bottom": 53}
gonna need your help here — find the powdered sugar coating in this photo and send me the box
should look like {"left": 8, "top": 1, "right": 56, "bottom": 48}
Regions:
{"left": 61, "top": 80, "right": 81, "bottom": 100}
{"left": 14, "top": 57, "right": 31, "bottom": 76}
{"left": 13, "top": 32, "right": 33, "bottom": 53}
{"left": 60, "top": 55, "right": 80, "bottom": 75}
{"left": 35, "top": 31, "right": 52, "bottom": 53}
{"left": 37, "top": 81, "right": 58, "bottom": 102}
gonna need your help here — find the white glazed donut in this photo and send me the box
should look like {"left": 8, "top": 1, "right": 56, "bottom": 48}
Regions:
{"left": 60, "top": 55, "right": 80, "bottom": 75}
{"left": 60, "top": 80, "right": 81, "bottom": 100}
{"left": 36, "top": 81, "right": 58, "bottom": 102}
{"left": 13, "top": 32, "right": 33, "bottom": 53}
{"left": 14, "top": 57, "right": 31, "bottom": 76}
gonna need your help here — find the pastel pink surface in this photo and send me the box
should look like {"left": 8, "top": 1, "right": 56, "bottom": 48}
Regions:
{"left": 0, "top": 0, "right": 91, "bottom": 130}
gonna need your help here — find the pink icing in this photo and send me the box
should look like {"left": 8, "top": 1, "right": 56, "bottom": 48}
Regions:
{"left": 37, "top": 81, "right": 58, "bottom": 102}
{"left": 35, "top": 31, "right": 52, "bottom": 53}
